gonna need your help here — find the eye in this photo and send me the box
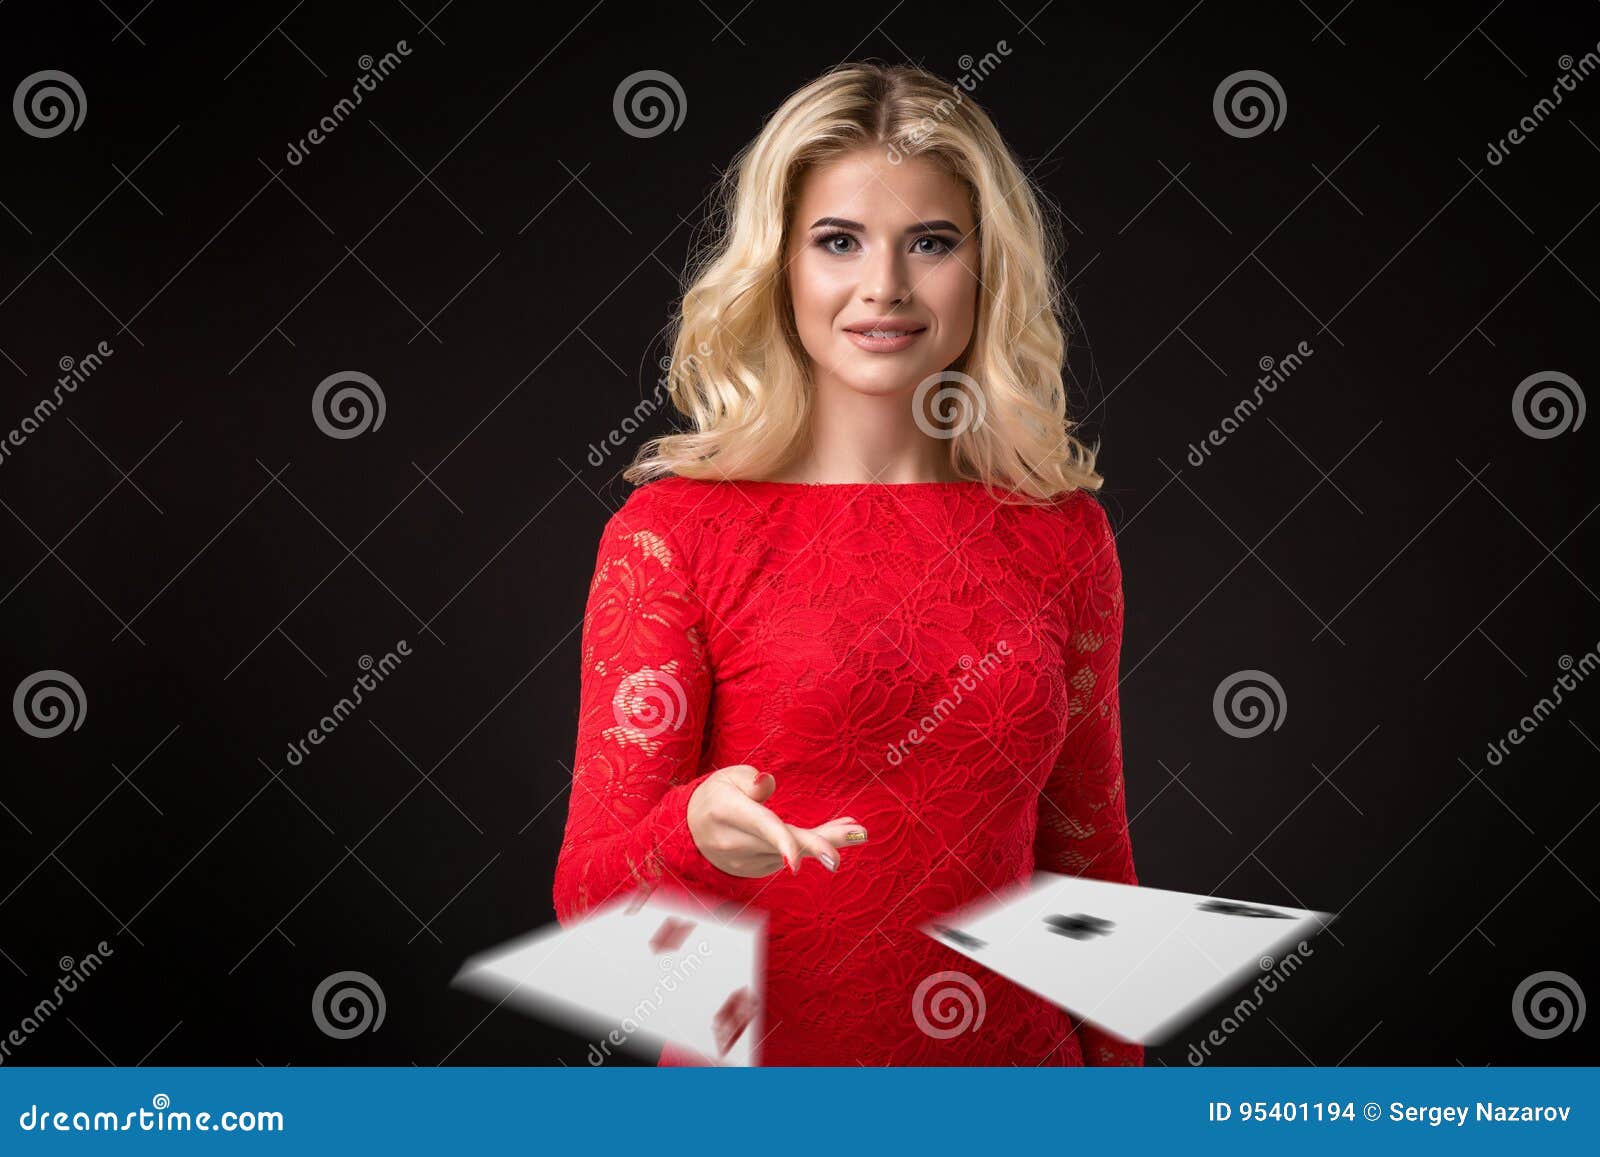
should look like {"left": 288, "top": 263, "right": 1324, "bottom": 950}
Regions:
{"left": 912, "top": 234, "right": 957, "bottom": 255}
{"left": 815, "top": 231, "right": 858, "bottom": 255}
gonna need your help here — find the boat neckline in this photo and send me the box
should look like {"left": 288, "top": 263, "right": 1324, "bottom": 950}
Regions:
{"left": 654, "top": 476, "right": 1070, "bottom": 500}
{"left": 718, "top": 478, "right": 991, "bottom": 488}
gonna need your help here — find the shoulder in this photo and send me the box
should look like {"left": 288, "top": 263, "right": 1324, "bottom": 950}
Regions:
{"left": 1050, "top": 487, "right": 1115, "bottom": 558}
{"left": 1049, "top": 487, "right": 1121, "bottom": 600}
{"left": 610, "top": 476, "right": 680, "bottom": 527}
{"left": 599, "top": 475, "right": 731, "bottom": 574}
{"left": 608, "top": 475, "right": 730, "bottom": 533}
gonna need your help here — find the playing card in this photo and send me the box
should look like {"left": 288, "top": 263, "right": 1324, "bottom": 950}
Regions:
{"left": 920, "top": 872, "right": 1334, "bottom": 1043}
{"left": 453, "top": 889, "right": 766, "bottom": 1065}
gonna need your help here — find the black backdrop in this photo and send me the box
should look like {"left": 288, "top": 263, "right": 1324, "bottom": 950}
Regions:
{"left": 1, "top": 0, "right": 1595, "bottom": 1067}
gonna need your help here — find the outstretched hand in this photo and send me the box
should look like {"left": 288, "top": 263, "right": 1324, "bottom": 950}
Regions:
{"left": 687, "top": 764, "right": 867, "bottom": 878}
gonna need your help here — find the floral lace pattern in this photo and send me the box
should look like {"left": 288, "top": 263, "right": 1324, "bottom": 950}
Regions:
{"left": 552, "top": 477, "right": 1143, "bottom": 1066}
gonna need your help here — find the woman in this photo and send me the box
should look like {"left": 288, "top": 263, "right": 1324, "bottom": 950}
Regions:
{"left": 552, "top": 61, "right": 1141, "bottom": 1066}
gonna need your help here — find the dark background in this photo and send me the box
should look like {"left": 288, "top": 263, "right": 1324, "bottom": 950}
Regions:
{"left": 1, "top": 0, "right": 1595, "bottom": 1067}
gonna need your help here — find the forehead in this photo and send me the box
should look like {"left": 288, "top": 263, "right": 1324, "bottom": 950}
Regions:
{"left": 791, "top": 148, "right": 972, "bottom": 226}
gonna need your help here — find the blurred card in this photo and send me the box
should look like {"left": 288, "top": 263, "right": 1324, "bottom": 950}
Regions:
{"left": 453, "top": 889, "right": 766, "bottom": 1065}
{"left": 920, "top": 872, "right": 1334, "bottom": 1043}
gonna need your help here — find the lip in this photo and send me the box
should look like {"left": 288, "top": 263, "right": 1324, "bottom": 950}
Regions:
{"left": 842, "top": 319, "right": 927, "bottom": 354}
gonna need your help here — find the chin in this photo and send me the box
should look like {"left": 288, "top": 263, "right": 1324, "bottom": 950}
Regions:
{"left": 834, "top": 352, "right": 937, "bottom": 390}
{"left": 837, "top": 367, "right": 930, "bottom": 396}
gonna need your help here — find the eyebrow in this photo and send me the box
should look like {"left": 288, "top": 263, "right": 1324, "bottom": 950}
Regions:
{"left": 808, "top": 216, "right": 965, "bottom": 234}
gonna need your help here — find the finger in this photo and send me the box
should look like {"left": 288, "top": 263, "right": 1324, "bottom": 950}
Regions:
{"left": 738, "top": 768, "right": 777, "bottom": 804}
{"left": 809, "top": 819, "right": 870, "bottom": 848}
{"left": 725, "top": 795, "right": 804, "bottom": 873}
{"left": 788, "top": 825, "right": 841, "bottom": 872}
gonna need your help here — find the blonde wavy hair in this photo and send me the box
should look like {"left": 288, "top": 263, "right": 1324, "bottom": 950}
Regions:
{"left": 624, "top": 60, "right": 1102, "bottom": 503}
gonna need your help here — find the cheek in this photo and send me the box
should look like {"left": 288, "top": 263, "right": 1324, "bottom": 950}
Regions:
{"left": 926, "top": 265, "right": 978, "bottom": 344}
{"left": 789, "top": 254, "right": 847, "bottom": 332}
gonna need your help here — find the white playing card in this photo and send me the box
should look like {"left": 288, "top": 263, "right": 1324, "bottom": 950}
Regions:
{"left": 453, "top": 889, "right": 767, "bottom": 1065}
{"left": 919, "top": 872, "right": 1334, "bottom": 1044}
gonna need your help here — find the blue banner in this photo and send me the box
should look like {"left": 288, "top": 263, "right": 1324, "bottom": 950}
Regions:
{"left": 2, "top": 1067, "right": 1595, "bottom": 1152}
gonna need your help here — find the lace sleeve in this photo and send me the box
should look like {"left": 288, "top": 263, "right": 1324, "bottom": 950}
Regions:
{"left": 1033, "top": 495, "right": 1145, "bottom": 1066}
{"left": 551, "top": 494, "right": 726, "bottom": 926}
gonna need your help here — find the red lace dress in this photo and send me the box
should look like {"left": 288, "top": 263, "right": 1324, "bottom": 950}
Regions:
{"left": 551, "top": 475, "right": 1143, "bottom": 1066}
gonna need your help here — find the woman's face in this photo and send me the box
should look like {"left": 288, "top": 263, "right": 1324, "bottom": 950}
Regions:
{"left": 785, "top": 146, "right": 979, "bottom": 397}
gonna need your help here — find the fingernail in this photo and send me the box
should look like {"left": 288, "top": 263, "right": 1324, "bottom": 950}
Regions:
{"left": 786, "top": 855, "right": 798, "bottom": 875}
{"left": 821, "top": 853, "right": 838, "bottom": 872}
{"left": 843, "top": 828, "right": 868, "bottom": 844}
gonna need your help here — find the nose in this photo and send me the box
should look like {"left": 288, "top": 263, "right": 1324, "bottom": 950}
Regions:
{"left": 860, "top": 242, "right": 911, "bottom": 307}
